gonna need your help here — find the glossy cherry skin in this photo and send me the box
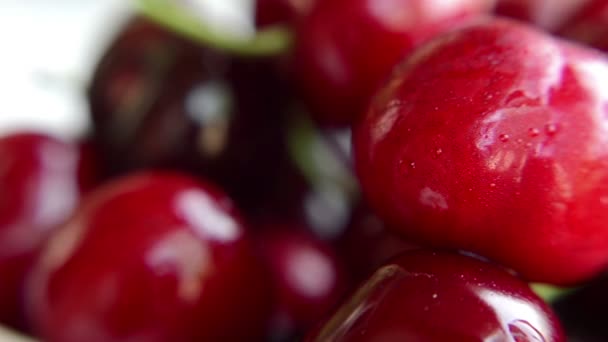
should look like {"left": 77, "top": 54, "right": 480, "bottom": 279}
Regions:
{"left": 291, "top": 0, "right": 496, "bottom": 126}
{"left": 0, "top": 133, "right": 95, "bottom": 331}
{"left": 257, "top": 226, "right": 348, "bottom": 340}
{"left": 354, "top": 18, "right": 608, "bottom": 285}
{"left": 558, "top": 0, "right": 608, "bottom": 52}
{"left": 308, "top": 250, "right": 565, "bottom": 342}
{"left": 25, "top": 172, "right": 272, "bottom": 342}
{"left": 88, "top": 17, "right": 292, "bottom": 213}
{"left": 495, "top": 0, "right": 590, "bottom": 30}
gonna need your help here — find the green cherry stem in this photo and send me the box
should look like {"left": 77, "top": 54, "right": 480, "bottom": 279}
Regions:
{"left": 135, "top": 0, "right": 293, "bottom": 56}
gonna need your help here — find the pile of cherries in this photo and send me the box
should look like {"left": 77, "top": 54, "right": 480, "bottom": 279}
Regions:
{"left": 2, "top": 0, "right": 608, "bottom": 341}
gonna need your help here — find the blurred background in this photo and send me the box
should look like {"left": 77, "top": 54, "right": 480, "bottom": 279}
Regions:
{"left": 0, "top": 0, "right": 131, "bottom": 138}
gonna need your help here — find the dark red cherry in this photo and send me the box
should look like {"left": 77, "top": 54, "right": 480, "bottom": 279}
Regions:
{"left": 25, "top": 172, "right": 272, "bottom": 342}
{"left": 257, "top": 225, "right": 348, "bottom": 340}
{"left": 291, "top": 0, "right": 495, "bottom": 126}
{"left": 308, "top": 250, "right": 565, "bottom": 342}
{"left": 256, "top": 0, "right": 316, "bottom": 27}
{"left": 558, "top": 0, "right": 608, "bottom": 52}
{"left": 88, "top": 17, "right": 292, "bottom": 213}
{"left": 495, "top": 0, "right": 590, "bottom": 30}
{"left": 0, "top": 133, "right": 95, "bottom": 331}
{"left": 354, "top": 18, "right": 608, "bottom": 285}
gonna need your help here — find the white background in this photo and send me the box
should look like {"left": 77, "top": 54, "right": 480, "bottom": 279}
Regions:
{"left": 0, "top": 0, "right": 132, "bottom": 139}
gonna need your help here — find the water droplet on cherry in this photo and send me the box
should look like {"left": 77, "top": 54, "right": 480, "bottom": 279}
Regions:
{"left": 499, "top": 134, "right": 510, "bottom": 142}
{"left": 545, "top": 123, "right": 559, "bottom": 136}
{"left": 528, "top": 128, "right": 540, "bottom": 137}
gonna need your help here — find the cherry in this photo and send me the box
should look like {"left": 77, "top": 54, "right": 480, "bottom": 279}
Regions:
{"left": 291, "top": 0, "right": 496, "bottom": 126}
{"left": 257, "top": 225, "right": 348, "bottom": 340}
{"left": 354, "top": 17, "right": 608, "bottom": 285}
{"left": 558, "top": 0, "right": 608, "bottom": 52}
{"left": 0, "top": 133, "right": 95, "bottom": 331}
{"left": 25, "top": 172, "right": 272, "bottom": 342}
{"left": 495, "top": 0, "right": 590, "bottom": 30}
{"left": 307, "top": 250, "right": 565, "bottom": 342}
{"left": 88, "top": 17, "right": 292, "bottom": 213}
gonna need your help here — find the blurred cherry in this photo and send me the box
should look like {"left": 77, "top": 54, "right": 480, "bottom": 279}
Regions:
{"left": 88, "top": 17, "right": 293, "bottom": 213}
{"left": 257, "top": 225, "right": 348, "bottom": 340}
{"left": 26, "top": 172, "right": 272, "bottom": 342}
{"left": 0, "top": 133, "right": 96, "bottom": 331}
{"left": 495, "top": 0, "right": 590, "bottom": 30}
{"left": 291, "top": 0, "right": 496, "bottom": 125}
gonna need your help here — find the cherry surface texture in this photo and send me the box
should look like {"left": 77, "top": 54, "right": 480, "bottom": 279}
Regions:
{"left": 308, "top": 251, "right": 564, "bottom": 342}
{"left": 354, "top": 18, "right": 608, "bottom": 285}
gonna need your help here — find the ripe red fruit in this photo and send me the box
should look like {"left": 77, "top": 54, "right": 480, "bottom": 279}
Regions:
{"left": 495, "top": 0, "right": 590, "bottom": 30}
{"left": 0, "top": 133, "right": 95, "bottom": 330}
{"left": 558, "top": 0, "right": 608, "bottom": 52}
{"left": 257, "top": 226, "right": 348, "bottom": 339}
{"left": 26, "top": 172, "right": 272, "bottom": 342}
{"left": 354, "top": 18, "right": 608, "bottom": 285}
{"left": 292, "top": 0, "right": 496, "bottom": 126}
{"left": 307, "top": 251, "right": 565, "bottom": 341}
{"left": 88, "top": 18, "right": 292, "bottom": 212}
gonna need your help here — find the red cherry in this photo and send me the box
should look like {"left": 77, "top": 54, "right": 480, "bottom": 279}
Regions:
{"left": 26, "top": 172, "right": 272, "bottom": 342}
{"left": 257, "top": 226, "right": 348, "bottom": 339}
{"left": 558, "top": 0, "right": 608, "bottom": 52}
{"left": 88, "top": 17, "right": 292, "bottom": 213}
{"left": 291, "top": 0, "right": 495, "bottom": 126}
{"left": 0, "top": 133, "right": 94, "bottom": 331}
{"left": 354, "top": 18, "right": 608, "bottom": 285}
{"left": 307, "top": 251, "right": 565, "bottom": 341}
{"left": 495, "top": 0, "right": 591, "bottom": 30}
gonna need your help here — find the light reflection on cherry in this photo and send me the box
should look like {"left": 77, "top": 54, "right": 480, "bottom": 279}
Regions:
{"left": 307, "top": 251, "right": 564, "bottom": 342}
{"left": 257, "top": 225, "right": 348, "bottom": 340}
{"left": 26, "top": 172, "right": 272, "bottom": 342}
{"left": 0, "top": 133, "right": 95, "bottom": 332}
